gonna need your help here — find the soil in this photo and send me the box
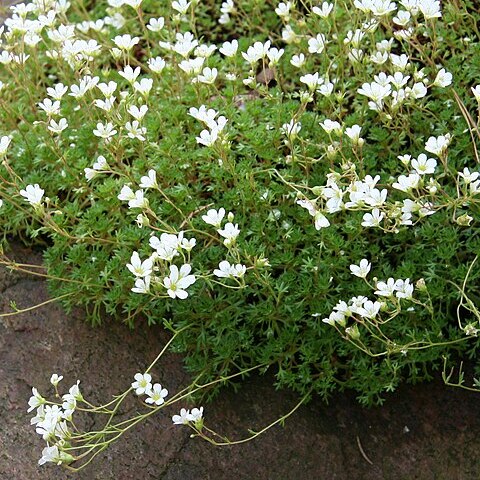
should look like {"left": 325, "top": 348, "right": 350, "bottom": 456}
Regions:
{"left": 0, "top": 243, "right": 480, "bottom": 480}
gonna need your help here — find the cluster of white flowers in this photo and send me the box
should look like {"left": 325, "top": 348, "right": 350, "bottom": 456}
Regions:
{"left": 28, "top": 369, "right": 204, "bottom": 467}
{"left": 319, "top": 259, "right": 416, "bottom": 331}
{"left": 121, "top": 195, "right": 247, "bottom": 295}
{"left": 131, "top": 372, "right": 168, "bottom": 405}
{"left": 28, "top": 376, "right": 80, "bottom": 466}
{"left": 189, "top": 105, "right": 228, "bottom": 147}
{"left": 172, "top": 406, "right": 204, "bottom": 425}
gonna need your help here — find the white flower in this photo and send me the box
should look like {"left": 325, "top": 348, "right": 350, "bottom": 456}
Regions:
{"left": 132, "top": 276, "right": 151, "bottom": 294}
{"left": 113, "top": 34, "right": 139, "bottom": 50}
{"left": 148, "top": 56, "right": 166, "bottom": 73}
{"left": 411, "top": 154, "right": 437, "bottom": 174}
{"left": 172, "top": 0, "right": 191, "bottom": 14}
{"left": 164, "top": 264, "right": 196, "bottom": 299}
{"left": 282, "top": 25, "right": 298, "bottom": 44}
{"left": 118, "top": 185, "right": 136, "bottom": 202}
{"left": 127, "top": 251, "right": 153, "bottom": 277}
{"left": 392, "top": 173, "right": 421, "bottom": 192}
{"left": 69, "top": 75, "right": 99, "bottom": 98}
{"left": 345, "top": 125, "right": 364, "bottom": 146}
{"left": 128, "top": 104, "right": 148, "bottom": 121}
{"left": 172, "top": 408, "right": 190, "bottom": 424}
{"left": 145, "top": 383, "right": 168, "bottom": 406}
{"left": 50, "top": 374, "right": 63, "bottom": 386}
{"left": 118, "top": 65, "right": 141, "bottom": 83}
{"left": 357, "top": 300, "right": 382, "bottom": 319}
{"left": 61, "top": 394, "right": 76, "bottom": 419}
{"left": 393, "top": 9, "right": 411, "bottom": 25}
{"left": 0, "top": 136, "right": 12, "bottom": 156}
{"left": 458, "top": 167, "right": 479, "bottom": 184}
{"left": 202, "top": 208, "right": 225, "bottom": 227}
{"left": 188, "top": 407, "right": 204, "bottom": 423}
{"left": 322, "top": 311, "right": 346, "bottom": 326}
{"left": 195, "top": 44, "right": 217, "bottom": 58}
{"left": 375, "top": 277, "right": 397, "bottom": 297}
{"left": 350, "top": 259, "right": 371, "bottom": 278}
{"left": 280, "top": 120, "right": 301, "bottom": 139}
{"left": 395, "top": 278, "right": 414, "bottom": 299}
{"left": 472, "top": 85, "right": 480, "bottom": 102}
{"left": 320, "top": 119, "right": 342, "bottom": 135}
{"left": 196, "top": 67, "right": 218, "bottom": 84}
{"left": 242, "top": 40, "right": 271, "bottom": 64}
{"left": 390, "top": 53, "right": 409, "bottom": 71}
{"left": 48, "top": 118, "right": 68, "bottom": 134}
{"left": 128, "top": 190, "right": 148, "bottom": 209}
{"left": 219, "top": 39, "right": 238, "bottom": 57}
{"left": 344, "top": 29, "right": 365, "bottom": 48}
{"left": 147, "top": 17, "right": 165, "bottom": 32}
{"left": 139, "top": 169, "right": 157, "bottom": 188}
{"left": 408, "top": 82, "right": 427, "bottom": 99}
{"left": 312, "top": 2, "right": 334, "bottom": 17}
{"left": 132, "top": 373, "right": 152, "bottom": 395}
{"left": 433, "top": 68, "right": 452, "bottom": 88}
{"left": 47, "top": 83, "right": 68, "bottom": 100}
{"left": 389, "top": 72, "right": 410, "bottom": 89}
{"left": 20, "top": 184, "right": 44, "bottom": 207}
{"left": 275, "top": 1, "right": 293, "bottom": 18}
{"left": 38, "top": 98, "right": 60, "bottom": 116}
{"left": 217, "top": 222, "right": 240, "bottom": 245}
{"left": 425, "top": 134, "right": 451, "bottom": 156}
{"left": 94, "top": 97, "right": 116, "bottom": 112}
{"left": 362, "top": 208, "right": 384, "bottom": 227}
{"left": 371, "top": 51, "right": 389, "bottom": 65}
{"left": 214, "top": 260, "right": 247, "bottom": 278}
{"left": 317, "top": 82, "right": 334, "bottom": 97}
{"left": 93, "top": 122, "right": 117, "bottom": 140}
{"left": 314, "top": 212, "right": 331, "bottom": 230}
{"left": 27, "top": 387, "right": 45, "bottom": 413}
{"left": 97, "top": 81, "right": 118, "bottom": 97}
{"left": 358, "top": 82, "right": 391, "bottom": 103}
{"left": 125, "top": 120, "right": 147, "bottom": 141}
{"left": 267, "top": 47, "right": 284, "bottom": 65}
{"left": 308, "top": 33, "right": 327, "bottom": 54}
{"left": 418, "top": 0, "right": 441, "bottom": 19}
{"left": 133, "top": 78, "right": 153, "bottom": 96}
{"left": 300, "top": 72, "right": 323, "bottom": 90}
{"left": 38, "top": 446, "right": 64, "bottom": 466}
{"left": 196, "top": 129, "right": 218, "bottom": 146}
{"left": 290, "top": 53, "right": 305, "bottom": 68}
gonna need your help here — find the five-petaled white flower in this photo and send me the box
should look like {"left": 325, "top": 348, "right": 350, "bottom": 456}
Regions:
{"left": 217, "top": 222, "right": 240, "bottom": 246}
{"left": 202, "top": 208, "right": 225, "bottom": 227}
{"left": 172, "top": 408, "right": 190, "bottom": 425}
{"left": 145, "top": 383, "right": 168, "bottom": 406}
{"left": 132, "top": 373, "right": 152, "bottom": 395}
{"left": 0, "top": 135, "right": 11, "bottom": 155}
{"left": 214, "top": 260, "right": 247, "bottom": 278}
{"left": 27, "top": 387, "right": 45, "bottom": 413}
{"left": 164, "top": 264, "right": 196, "bottom": 299}
{"left": 20, "top": 184, "right": 44, "bottom": 207}
{"left": 350, "top": 259, "right": 371, "bottom": 278}
{"left": 127, "top": 251, "right": 153, "bottom": 277}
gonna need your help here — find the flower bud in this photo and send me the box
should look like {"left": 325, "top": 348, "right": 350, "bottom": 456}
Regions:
{"left": 345, "top": 325, "right": 361, "bottom": 340}
{"left": 456, "top": 213, "right": 473, "bottom": 226}
{"left": 416, "top": 278, "right": 427, "bottom": 291}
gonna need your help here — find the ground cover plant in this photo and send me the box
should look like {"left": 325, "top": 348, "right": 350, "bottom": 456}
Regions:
{"left": 0, "top": 0, "right": 479, "bottom": 470}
